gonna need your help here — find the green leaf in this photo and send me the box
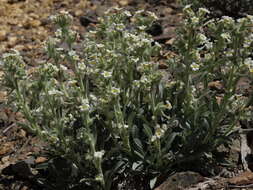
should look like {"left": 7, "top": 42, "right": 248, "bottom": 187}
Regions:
{"left": 149, "top": 177, "right": 157, "bottom": 189}
{"left": 133, "top": 150, "right": 145, "bottom": 160}
{"left": 162, "top": 132, "right": 178, "bottom": 153}
{"left": 132, "top": 161, "right": 143, "bottom": 170}
{"left": 143, "top": 124, "right": 153, "bottom": 138}
{"left": 104, "top": 160, "right": 127, "bottom": 190}
{"left": 127, "top": 111, "right": 136, "bottom": 128}
{"left": 133, "top": 138, "right": 144, "bottom": 155}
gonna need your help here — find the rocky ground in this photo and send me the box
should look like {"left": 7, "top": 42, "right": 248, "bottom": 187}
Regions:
{"left": 0, "top": 0, "right": 253, "bottom": 189}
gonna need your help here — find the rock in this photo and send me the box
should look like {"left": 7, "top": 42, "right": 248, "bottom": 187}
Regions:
{"left": 119, "top": 0, "right": 129, "bottom": 6}
{"left": 74, "top": 9, "right": 83, "bottom": 17}
{"left": 8, "top": 36, "right": 18, "bottom": 47}
{"left": 0, "top": 30, "right": 7, "bottom": 41}
{"left": 228, "top": 171, "right": 253, "bottom": 185}
{"left": 80, "top": 15, "right": 98, "bottom": 27}
{"left": 159, "top": 61, "right": 168, "bottom": 69}
{"left": 147, "top": 23, "right": 163, "bottom": 37}
{"left": 35, "top": 156, "right": 48, "bottom": 164}
{"left": 236, "top": 77, "right": 252, "bottom": 96}
{"left": 0, "top": 91, "right": 7, "bottom": 103}
{"left": 208, "top": 81, "right": 224, "bottom": 92}
{"left": 13, "top": 44, "right": 25, "bottom": 51}
{"left": 7, "top": 0, "right": 26, "bottom": 4}
{"left": 155, "top": 172, "right": 204, "bottom": 190}
{"left": 0, "top": 142, "right": 14, "bottom": 155}
{"left": 17, "top": 129, "right": 26, "bottom": 138}
{"left": 188, "top": 177, "right": 227, "bottom": 190}
{"left": 1, "top": 155, "right": 10, "bottom": 163}
{"left": 1, "top": 161, "right": 34, "bottom": 178}
{"left": 28, "top": 19, "right": 41, "bottom": 27}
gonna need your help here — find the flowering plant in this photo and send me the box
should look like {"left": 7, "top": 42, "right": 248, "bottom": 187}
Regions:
{"left": 1, "top": 6, "right": 252, "bottom": 189}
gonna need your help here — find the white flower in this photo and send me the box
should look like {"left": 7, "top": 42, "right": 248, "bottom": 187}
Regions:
{"left": 198, "top": 8, "right": 210, "bottom": 15}
{"left": 141, "top": 38, "right": 152, "bottom": 44}
{"left": 59, "top": 10, "right": 73, "bottom": 20}
{"left": 124, "top": 10, "right": 132, "bottom": 17}
{"left": 96, "top": 44, "right": 105, "bottom": 48}
{"left": 243, "top": 35, "right": 253, "bottom": 48}
{"left": 56, "top": 48, "right": 64, "bottom": 52}
{"left": 151, "top": 135, "right": 157, "bottom": 142}
{"left": 237, "top": 18, "right": 246, "bottom": 24}
{"left": 197, "top": 33, "right": 207, "bottom": 44}
{"left": 221, "top": 33, "right": 231, "bottom": 42}
{"left": 49, "top": 15, "right": 57, "bottom": 21}
{"left": 140, "top": 76, "right": 149, "bottom": 84}
{"left": 205, "top": 53, "right": 212, "bottom": 60}
{"left": 226, "top": 49, "right": 234, "bottom": 57}
{"left": 135, "top": 9, "right": 144, "bottom": 15}
{"left": 205, "top": 41, "right": 213, "bottom": 50}
{"left": 155, "top": 127, "right": 165, "bottom": 139}
{"left": 246, "top": 15, "right": 253, "bottom": 23}
{"left": 131, "top": 57, "right": 139, "bottom": 63}
{"left": 115, "top": 23, "right": 125, "bottom": 31}
{"left": 67, "top": 80, "right": 77, "bottom": 86}
{"left": 68, "top": 50, "right": 77, "bottom": 57}
{"left": 89, "top": 30, "right": 97, "bottom": 34}
{"left": 48, "top": 89, "right": 64, "bottom": 96}
{"left": 191, "top": 16, "right": 199, "bottom": 24}
{"left": 154, "top": 42, "right": 162, "bottom": 48}
{"left": 133, "top": 80, "right": 140, "bottom": 88}
{"left": 147, "top": 11, "right": 158, "bottom": 20}
{"left": 73, "top": 55, "right": 80, "bottom": 61}
{"left": 151, "top": 124, "right": 165, "bottom": 141}
{"left": 183, "top": 5, "right": 192, "bottom": 13}
{"left": 244, "top": 57, "right": 253, "bottom": 67}
{"left": 118, "top": 124, "right": 129, "bottom": 129}
{"left": 94, "top": 150, "right": 105, "bottom": 159}
{"left": 44, "top": 63, "right": 59, "bottom": 73}
{"left": 55, "top": 29, "right": 62, "bottom": 37}
{"left": 49, "top": 37, "right": 60, "bottom": 44}
{"left": 78, "top": 62, "right": 86, "bottom": 71}
{"left": 89, "top": 94, "right": 97, "bottom": 102}
{"left": 110, "top": 87, "right": 120, "bottom": 96}
{"left": 190, "top": 62, "right": 200, "bottom": 71}
{"left": 79, "top": 98, "right": 90, "bottom": 112}
{"left": 101, "top": 71, "right": 112, "bottom": 78}
{"left": 221, "top": 16, "right": 234, "bottom": 25}
{"left": 192, "top": 50, "right": 201, "bottom": 61}
{"left": 165, "top": 100, "right": 172, "bottom": 110}
{"left": 138, "top": 25, "right": 147, "bottom": 30}
{"left": 60, "top": 64, "right": 68, "bottom": 71}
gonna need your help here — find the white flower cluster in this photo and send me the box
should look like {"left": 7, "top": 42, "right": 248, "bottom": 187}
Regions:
{"left": 198, "top": 8, "right": 210, "bottom": 16}
{"left": 110, "top": 87, "right": 120, "bottom": 96}
{"left": 151, "top": 124, "right": 167, "bottom": 142}
{"left": 77, "top": 62, "right": 87, "bottom": 71}
{"left": 196, "top": 33, "right": 207, "bottom": 44}
{"left": 94, "top": 150, "right": 105, "bottom": 159}
{"left": 68, "top": 50, "right": 80, "bottom": 61}
{"left": 123, "top": 32, "right": 153, "bottom": 47}
{"left": 190, "top": 62, "right": 200, "bottom": 71}
{"left": 137, "top": 62, "right": 153, "bottom": 73}
{"left": 50, "top": 10, "right": 73, "bottom": 23}
{"left": 220, "top": 16, "right": 235, "bottom": 27}
{"left": 42, "top": 63, "right": 59, "bottom": 73}
{"left": 79, "top": 98, "right": 90, "bottom": 112}
{"left": 101, "top": 71, "right": 112, "bottom": 78}
{"left": 244, "top": 34, "right": 253, "bottom": 48}
{"left": 221, "top": 33, "right": 231, "bottom": 43}
{"left": 48, "top": 89, "right": 64, "bottom": 96}
{"left": 244, "top": 57, "right": 253, "bottom": 73}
